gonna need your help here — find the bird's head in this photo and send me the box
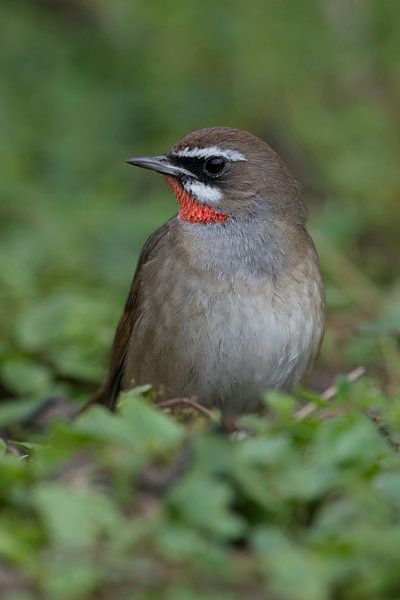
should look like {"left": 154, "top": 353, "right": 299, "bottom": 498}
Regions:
{"left": 127, "top": 127, "right": 306, "bottom": 225}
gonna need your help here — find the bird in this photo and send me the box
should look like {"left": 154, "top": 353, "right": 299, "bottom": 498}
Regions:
{"left": 89, "top": 127, "right": 325, "bottom": 414}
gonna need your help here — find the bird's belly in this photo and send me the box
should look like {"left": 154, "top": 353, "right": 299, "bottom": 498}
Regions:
{"left": 123, "top": 269, "right": 323, "bottom": 412}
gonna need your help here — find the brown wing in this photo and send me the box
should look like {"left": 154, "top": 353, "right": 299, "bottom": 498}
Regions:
{"left": 81, "top": 221, "right": 172, "bottom": 412}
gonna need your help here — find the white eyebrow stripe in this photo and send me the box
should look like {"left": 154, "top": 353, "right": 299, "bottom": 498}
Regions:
{"left": 173, "top": 146, "right": 246, "bottom": 162}
{"left": 183, "top": 180, "right": 223, "bottom": 204}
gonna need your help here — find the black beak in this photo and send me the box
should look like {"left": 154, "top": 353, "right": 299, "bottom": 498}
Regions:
{"left": 126, "top": 155, "right": 194, "bottom": 178}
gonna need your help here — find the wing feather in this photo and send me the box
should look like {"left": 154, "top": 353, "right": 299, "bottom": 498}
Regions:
{"left": 83, "top": 221, "right": 172, "bottom": 411}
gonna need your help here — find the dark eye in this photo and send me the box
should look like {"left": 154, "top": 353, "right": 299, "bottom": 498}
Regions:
{"left": 203, "top": 156, "right": 226, "bottom": 176}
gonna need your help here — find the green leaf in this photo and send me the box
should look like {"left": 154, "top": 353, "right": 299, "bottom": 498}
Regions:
{"left": 0, "top": 438, "right": 6, "bottom": 458}
{"left": 76, "top": 394, "right": 183, "bottom": 452}
{"left": 34, "top": 483, "right": 122, "bottom": 548}
{"left": 167, "top": 474, "right": 245, "bottom": 539}
{"left": 1, "top": 358, "right": 52, "bottom": 396}
{"left": 253, "top": 527, "right": 332, "bottom": 600}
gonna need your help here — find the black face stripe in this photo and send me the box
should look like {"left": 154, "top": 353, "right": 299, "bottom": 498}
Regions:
{"left": 168, "top": 155, "right": 206, "bottom": 181}
{"left": 168, "top": 154, "right": 228, "bottom": 184}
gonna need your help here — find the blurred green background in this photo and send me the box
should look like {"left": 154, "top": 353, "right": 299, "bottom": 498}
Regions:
{"left": 1, "top": 0, "right": 400, "bottom": 406}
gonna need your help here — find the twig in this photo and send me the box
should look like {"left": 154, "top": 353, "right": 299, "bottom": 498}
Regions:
{"left": 367, "top": 410, "right": 400, "bottom": 452}
{"left": 294, "top": 402, "right": 319, "bottom": 421}
{"left": 156, "top": 397, "right": 213, "bottom": 418}
{"left": 295, "top": 366, "right": 366, "bottom": 420}
{"left": 321, "top": 366, "right": 366, "bottom": 400}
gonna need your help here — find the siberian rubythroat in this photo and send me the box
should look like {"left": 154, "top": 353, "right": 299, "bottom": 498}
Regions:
{"left": 92, "top": 127, "right": 325, "bottom": 413}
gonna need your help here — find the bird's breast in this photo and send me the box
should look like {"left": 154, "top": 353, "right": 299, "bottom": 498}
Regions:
{"left": 123, "top": 237, "right": 324, "bottom": 411}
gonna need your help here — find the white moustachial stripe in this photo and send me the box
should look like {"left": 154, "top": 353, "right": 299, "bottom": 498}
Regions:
{"left": 183, "top": 180, "right": 223, "bottom": 204}
{"left": 174, "top": 146, "right": 246, "bottom": 162}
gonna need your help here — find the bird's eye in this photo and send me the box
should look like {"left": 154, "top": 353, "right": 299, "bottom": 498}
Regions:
{"left": 203, "top": 156, "right": 226, "bottom": 176}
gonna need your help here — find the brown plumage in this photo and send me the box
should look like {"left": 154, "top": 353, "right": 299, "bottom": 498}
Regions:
{"left": 88, "top": 128, "right": 325, "bottom": 413}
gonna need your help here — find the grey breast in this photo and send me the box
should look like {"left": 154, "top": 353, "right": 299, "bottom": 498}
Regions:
{"left": 123, "top": 219, "right": 325, "bottom": 412}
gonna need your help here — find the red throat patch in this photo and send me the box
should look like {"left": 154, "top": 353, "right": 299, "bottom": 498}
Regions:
{"left": 164, "top": 176, "right": 229, "bottom": 224}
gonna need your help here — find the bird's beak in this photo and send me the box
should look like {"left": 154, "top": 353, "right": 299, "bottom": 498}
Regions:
{"left": 126, "top": 155, "right": 194, "bottom": 178}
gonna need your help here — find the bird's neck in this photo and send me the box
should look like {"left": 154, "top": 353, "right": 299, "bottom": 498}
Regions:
{"left": 172, "top": 213, "right": 310, "bottom": 281}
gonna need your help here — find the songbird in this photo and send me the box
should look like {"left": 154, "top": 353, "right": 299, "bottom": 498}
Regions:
{"left": 91, "top": 127, "right": 325, "bottom": 413}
